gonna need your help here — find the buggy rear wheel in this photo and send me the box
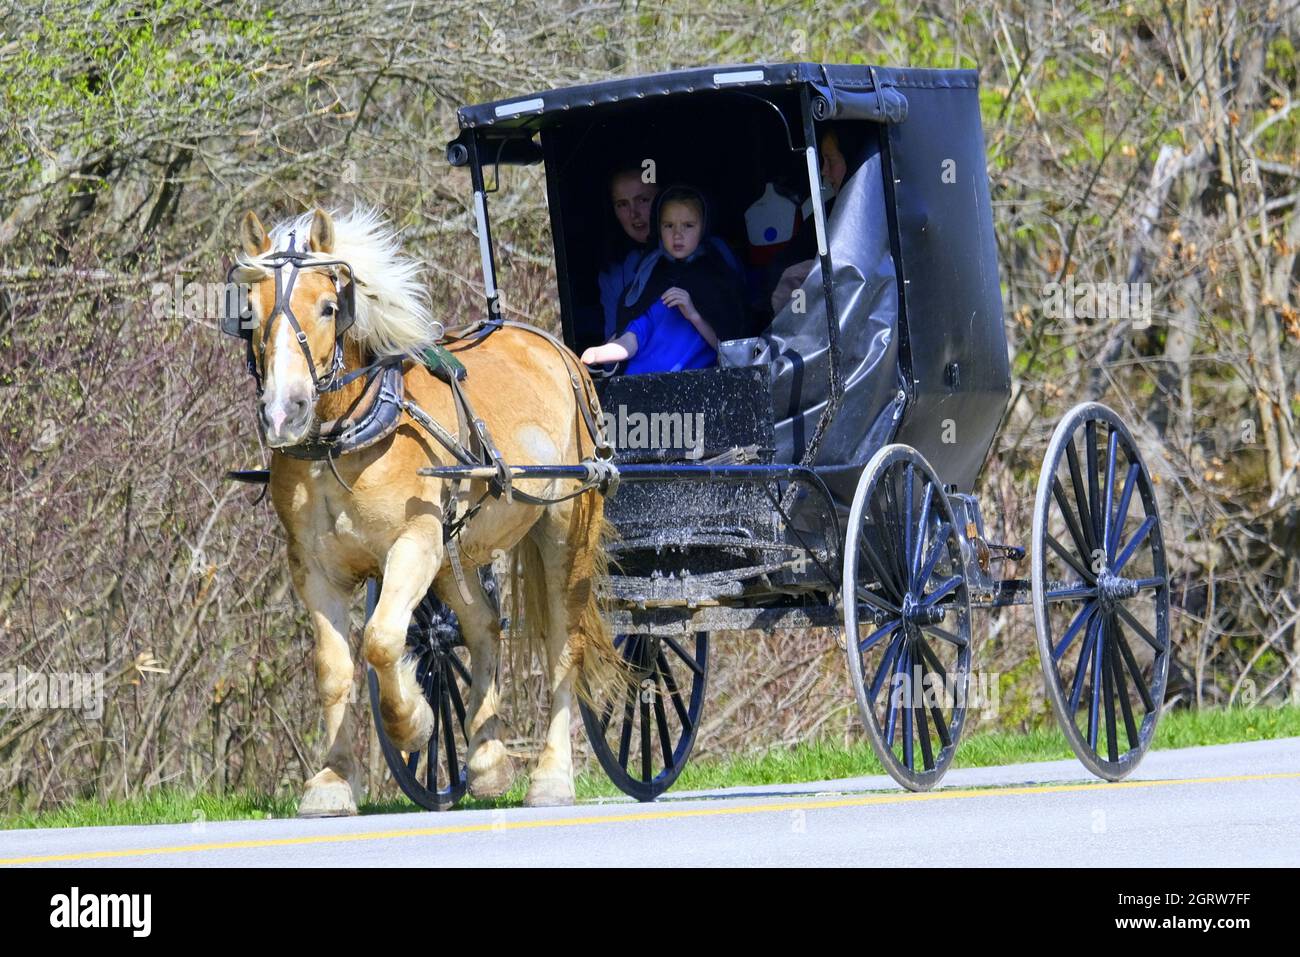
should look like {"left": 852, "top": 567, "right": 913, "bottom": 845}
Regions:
{"left": 366, "top": 579, "right": 471, "bottom": 811}
{"left": 579, "top": 632, "right": 708, "bottom": 802}
{"left": 1032, "top": 403, "right": 1170, "bottom": 780}
{"left": 843, "top": 444, "right": 973, "bottom": 791}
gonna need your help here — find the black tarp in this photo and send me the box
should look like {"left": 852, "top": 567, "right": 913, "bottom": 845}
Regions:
{"left": 739, "top": 131, "right": 905, "bottom": 526}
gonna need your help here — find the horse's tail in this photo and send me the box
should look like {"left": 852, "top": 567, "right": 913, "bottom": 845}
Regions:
{"left": 508, "top": 489, "right": 626, "bottom": 707}
{"left": 565, "top": 488, "right": 627, "bottom": 706}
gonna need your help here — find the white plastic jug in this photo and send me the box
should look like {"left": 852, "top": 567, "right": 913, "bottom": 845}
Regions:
{"left": 745, "top": 183, "right": 797, "bottom": 247}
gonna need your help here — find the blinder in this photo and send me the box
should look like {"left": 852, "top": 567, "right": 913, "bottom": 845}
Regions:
{"left": 221, "top": 250, "right": 357, "bottom": 342}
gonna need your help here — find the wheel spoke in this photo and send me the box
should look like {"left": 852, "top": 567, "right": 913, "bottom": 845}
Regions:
{"left": 653, "top": 674, "right": 674, "bottom": 770}
{"left": 911, "top": 482, "right": 935, "bottom": 587}
{"left": 1065, "top": 435, "right": 1098, "bottom": 553}
{"left": 1046, "top": 532, "right": 1097, "bottom": 585}
{"left": 870, "top": 486, "right": 907, "bottom": 598}
{"left": 1053, "top": 601, "right": 1096, "bottom": 661}
{"left": 447, "top": 652, "right": 472, "bottom": 686}
{"left": 1086, "top": 419, "right": 1103, "bottom": 546}
{"left": 915, "top": 638, "right": 953, "bottom": 748}
{"left": 427, "top": 668, "right": 443, "bottom": 791}
{"left": 1115, "top": 602, "right": 1164, "bottom": 652}
{"left": 915, "top": 633, "right": 950, "bottom": 684}
{"left": 885, "top": 641, "right": 910, "bottom": 748}
{"left": 1101, "top": 617, "right": 1118, "bottom": 762}
{"left": 656, "top": 651, "right": 693, "bottom": 731}
{"left": 1133, "top": 576, "right": 1166, "bottom": 591}
{"left": 662, "top": 634, "right": 705, "bottom": 677}
{"left": 1113, "top": 617, "right": 1156, "bottom": 712}
{"left": 1053, "top": 477, "right": 1093, "bottom": 562}
{"left": 1108, "top": 615, "right": 1140, "bottom": 750}
{"left": 1045, "top": 584, "right": 1098, "bottom": 602}
{"left": 856, "top": 585, "right": 901, "bottom": 617}
{"left": 859, "top": 531, "right": 905, "bottom": 603}
{"left": 445, "top": 662, "right": 468, "bottom": 728}
{"left": 880, "top": 469, "right": 912, "bottom": 594}
{"left": 1087, "top": 624, "right": 1103, "bottom": 751}
{"left": 921, "top": 574, "right": 962, "bottom": 606}
{"left": 924, "top": 624, "right": 968, "bottom": 648}
{"left": 913, "top": 650, "right": 935, "bottom": 771}
{"left": 916, "top": 522, "right": 952, "bottom": 591}
{"left": 1110, "top": 462, "right": 1140, "bottom": 557}
{"left": 1113, "top": 515, "right": 1156, "bottom": 573}
{"left": 904, "top": 463, "right": 915, "bottom": 592}
{"left": 639, "top": 689, "right": 652, "bottom": 782}
{"left": 617, "top": 681, "right": 636, "bottom": 770}
{"left": 870, "top": 630, "right": 906, "bottom": 704}
{"left": 1102, "top": 429, "right": 1118, "bottom": 564}
{"left": 1069, "top": 616, "right": 1101, "bottom": 713}
{"left": 901, "top": 647, "right": 915, "bottom": 770}
{"left": 860, "top": 617, "right": 901, "bottom": 654}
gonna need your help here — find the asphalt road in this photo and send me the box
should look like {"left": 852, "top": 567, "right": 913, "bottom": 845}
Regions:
{"left": 3, "top": 738, "right": 1297, "bottom": 867}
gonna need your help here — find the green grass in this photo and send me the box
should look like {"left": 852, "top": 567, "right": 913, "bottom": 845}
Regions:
{"left": 5, "top": 706, "right": 1297, "bottom": 830}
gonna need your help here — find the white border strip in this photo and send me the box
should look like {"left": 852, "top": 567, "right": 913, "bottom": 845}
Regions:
{"left": 473, "top": 190, "right": 497, "bottom": 298}
{"left": 714, "top": 70, "right": 763, "bottom": 86}
{"left": 805, "top": 146, "right": 828, "bottom": 258}
{"left": 495, "top": 97, "right": 544, "bottom": 118}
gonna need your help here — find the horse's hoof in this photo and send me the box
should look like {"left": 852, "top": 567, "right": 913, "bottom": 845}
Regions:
{"left": 524, "top": 775, "right": 575, "bottom": 808}
{"left": 297, "top": 770, "right": 358, "bottom": 818}
{"left": 468, "top": 746, "right": 515, "bottom": 799}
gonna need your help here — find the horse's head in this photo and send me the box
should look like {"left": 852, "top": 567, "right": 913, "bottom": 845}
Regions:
{"left": 230, "top": 208, "right": 356, "bottom": 447}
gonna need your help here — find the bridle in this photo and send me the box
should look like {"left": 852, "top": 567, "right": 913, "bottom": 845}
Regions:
{"left": 222, "top": 245, "right": 360, "bottom": 396}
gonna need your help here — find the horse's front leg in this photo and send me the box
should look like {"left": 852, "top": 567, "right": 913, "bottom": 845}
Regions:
{"left": 365, "top": 526, "right": 440, "bottom": 752}
{"left": 294, "top": 561, "right": 361, "bottom": 818}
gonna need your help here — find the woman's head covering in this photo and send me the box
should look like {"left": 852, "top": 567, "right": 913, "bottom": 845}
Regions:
{"left": 622, "top": 184, "right": 713, "bottom": 307}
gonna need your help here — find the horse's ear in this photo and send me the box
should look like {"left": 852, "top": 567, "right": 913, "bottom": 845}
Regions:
{"left": 240, "top": 211, "right": 270, "bottom": 257}
{"left": 309, "top": 208, "right": 335, "bottom": 254}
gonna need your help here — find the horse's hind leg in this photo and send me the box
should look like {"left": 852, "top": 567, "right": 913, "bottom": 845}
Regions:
{"left": 364, "top": 527, "right": 440, "bottom": 752}
{"left": 437, "top": 569, "right": 514, "bottom": 798}
{"left": 292, "top": 559, "right": 360, "bottom": 817}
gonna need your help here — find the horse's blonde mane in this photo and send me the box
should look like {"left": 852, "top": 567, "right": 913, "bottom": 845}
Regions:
{"left": 237, "top": 207, "right": 435, "bottom": 358}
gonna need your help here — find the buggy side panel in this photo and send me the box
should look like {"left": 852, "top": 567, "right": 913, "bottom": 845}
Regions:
{"left": 880, "top": 69, "right": 1011, "bottom": 492}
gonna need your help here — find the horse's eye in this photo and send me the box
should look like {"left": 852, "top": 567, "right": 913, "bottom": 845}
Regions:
{"left": 322, "top": 301, "right": 337, "bottom": 317}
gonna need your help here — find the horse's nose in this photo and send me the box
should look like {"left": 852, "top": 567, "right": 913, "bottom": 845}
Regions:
{"left": 260, "top": 392, "right": 312, "bottom": 443}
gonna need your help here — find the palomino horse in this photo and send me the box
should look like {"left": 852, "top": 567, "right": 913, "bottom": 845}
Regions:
{"left": 229, "top": 206, "right": 619, "bottom": 814}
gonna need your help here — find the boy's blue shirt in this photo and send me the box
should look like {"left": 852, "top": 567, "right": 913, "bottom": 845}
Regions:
{"left": 623, "top": 299, "right": 716, "bottom": 374}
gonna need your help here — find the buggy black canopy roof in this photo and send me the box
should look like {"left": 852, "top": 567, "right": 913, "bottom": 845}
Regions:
{"left": 447, "top": 62, "right": 938, "bottom": 150}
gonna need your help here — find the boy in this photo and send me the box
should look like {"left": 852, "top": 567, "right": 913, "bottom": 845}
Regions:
{"left": 581, "top": 186, "right": 745, "bottom": 374}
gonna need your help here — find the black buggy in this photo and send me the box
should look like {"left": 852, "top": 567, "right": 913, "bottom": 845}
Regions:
{"left": 369, "top": 62, "right": 1171, "bottom": 805}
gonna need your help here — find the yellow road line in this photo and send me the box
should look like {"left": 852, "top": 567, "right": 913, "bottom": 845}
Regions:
{"left": 4, "top": 771, "right": 1298, "bottom": 866}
